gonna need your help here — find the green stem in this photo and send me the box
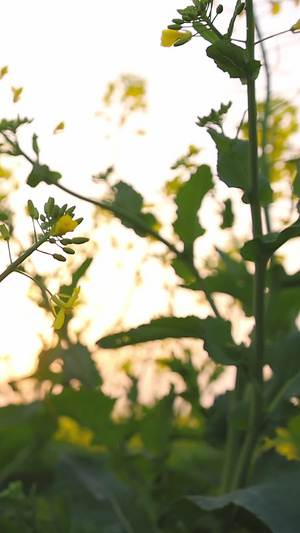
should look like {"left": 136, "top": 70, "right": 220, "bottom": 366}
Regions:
{"left": 220, "top": 366, "right": 247, "bottom": 493}
{"left": 230, "top": 0, "right": 266, "bottom": 490}
{"left": 255, "top": 16, "right": 272, "bottom": 234}
{"left": 0, "top": 233, "right": 50, "bottom": 283}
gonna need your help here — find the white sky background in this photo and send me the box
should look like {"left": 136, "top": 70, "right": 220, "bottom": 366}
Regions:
{"left": 0, "top": 0, "right": 300, "bottom": 390}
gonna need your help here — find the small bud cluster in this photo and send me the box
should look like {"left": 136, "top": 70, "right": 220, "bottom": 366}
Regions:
{"left": 166, "top": 0, "right": 225, "bottom": 46}
{"left": 27, "top": 197, "right": 89, "bottom": 262}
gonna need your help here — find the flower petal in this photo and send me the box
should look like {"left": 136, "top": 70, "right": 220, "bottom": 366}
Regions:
{"left": 161, "top": 29, "right": 192, "bottom": 47}
{"left": 53, "top": 308, "right": 65, "bottom": 329}
{"left": 52, "top": 214, "right": 78, "bottom": 236}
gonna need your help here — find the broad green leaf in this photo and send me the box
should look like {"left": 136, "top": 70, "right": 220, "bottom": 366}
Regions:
{"left": 185, "top": 470, "right": 300, "bottom": 533}
{"left": 208, "top": 129, "right": 249, "bottom": 194}
{"left": 173, "top": 165, "right": 213, "bottom": 250}
{"left": 97, "top": 315, "right": 239, "bottom": 365}
{"left": 206, "top": 40, "right": 261, "bottom": 84}
{"left": 27, "top": 163, "right": 61, "bottom": 188}
{"left": 57, "top": 455, "right": 158, "bottom": 533}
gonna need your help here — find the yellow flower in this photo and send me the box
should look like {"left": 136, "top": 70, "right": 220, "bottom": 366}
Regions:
{"left": 291, "top": 18, "right": 300, "bottom": 32}
{"left": 11, "top": 86, "right": 23, "bottom": 103}
{"left": 54, "top": 416, "right": 94, "bottom": 447}
{"left": 0, "top": 66, "right": 8, "bottom": 79}
{"left": 161, "top": 29, "right": 192, "bottom": 47}
{"left": 263, "top": 427, "right": 300, "bottom": 461}
{"left": 52, "top": 214, "right": 78, "bottom": 236}
{"left": 53, "top": 121, "right": 65, "bottom": 134}
{"left": 50, "top": 287, "right": 80, "bottom": 329}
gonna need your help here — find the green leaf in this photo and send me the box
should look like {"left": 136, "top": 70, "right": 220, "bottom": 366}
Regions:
{"left": 34, "top": 342, "right": 101, "bottom": 390}
{"left": 205, "top": 249, "right": 253, "bottom": 316}
{"left": 57, "top": 455, "right": 158, "bottom": 533}
{"left": 51, "top": 388, "right": 118, "bottom": 446}
{"left": 173, "top": 165, "right": 213, "bottom": 251}
{"left": 110, "top": 181, "right": 160, "bottom": 237}
{"left": 97, "top": 315, "right": 239, "bottom": 365}
{"left": 241, "top": 219, "right": 300, "bottom": 262}
{"left": 193, "top": 21, "right": 219, "bottom": 44}
{"left": 208, "top": 129, "right": 249, "bottom": 195}
{"left": 265, "top": 331, "right": 300, "bottom": 413}
{"left": 220, "top": 198, "right": 234, "bottom": 229}
{"left": 0, "top": 117, "right": 33, "bottom": 133}
{"left": 206, "top": 40, "right": 261, "bottom": 84}
{"left": 185, "top": 470, "right": 300, "bottom": 533}
{"left": 32, "top": 133, "right": 39, "bottom": 156}
{"left": 27, "top": 163, "right": 61, "bottom": 188}
{"left": 290, "top": 158, "right": 300, "bottom": 197}
{"left": 140, "top": 388, "right": 175, "bottom": 455}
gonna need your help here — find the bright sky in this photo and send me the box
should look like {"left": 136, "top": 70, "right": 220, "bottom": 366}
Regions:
{"left": 1, "top": 0, "right": 300, "bottom": 389}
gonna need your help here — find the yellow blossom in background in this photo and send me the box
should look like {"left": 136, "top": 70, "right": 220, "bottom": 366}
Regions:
{"left": 263, "top": 427, "right": 300, "bottom": 461}
{"left": 50, "top": 286, "right": 80, "bottom": 329}
{"left": 11, "top": 86, "right": 23, "bottom": 103}
{"left": 271, "top": 1, "right": 280, "bottom": 14}
{"left": 291, "top": 18, "right": 300, "bottom": 32}
{"left": 54, "top": 416, "right": 94, "bottom": 447}
{"left": 161, "top": 29, "right": 192, "bottom": 47}
{"left": 0, "top": 66, "right": 8, "bottom": 79}
{"left": 52, "top": 214, "right": 78, "bottom": 235}
{"left": 53, "top": 121, "right": 65, "bottom": 134}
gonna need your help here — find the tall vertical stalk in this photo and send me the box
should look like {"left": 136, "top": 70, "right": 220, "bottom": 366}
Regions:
{"left": 225, "top": 0, "right": 267, "bottom": 491}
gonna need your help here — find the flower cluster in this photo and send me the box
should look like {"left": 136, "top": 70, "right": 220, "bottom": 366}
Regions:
{"left": 161, "top": 0, "right": 227, "bottom": 48}
{"left": 27, "top": 197, "right": 89, "bottom": 263}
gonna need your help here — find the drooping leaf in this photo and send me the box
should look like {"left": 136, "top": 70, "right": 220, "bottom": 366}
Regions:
{"left": 208, "top": 128, "right": 249, "bottom": 195}
{"left": 185, "top": 470, "right": 300, "bottom": 533}
{"left": 109, "top": 181, "right": 159, "bottom": 237}
{"left": 97, "top": 315, "right": 239, "bottom": 365}
{"left": 173, "top": 165, "right": 213, "bottom": 251}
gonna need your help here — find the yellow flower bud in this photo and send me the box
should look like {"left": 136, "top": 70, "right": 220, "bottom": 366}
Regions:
{"left": 291, "top": 18, "right": 300, "bottom": 32}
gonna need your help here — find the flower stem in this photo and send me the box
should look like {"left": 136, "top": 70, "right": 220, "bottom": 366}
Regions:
{"left": 0, "top": 233, "right": 50, "bottom": 283}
